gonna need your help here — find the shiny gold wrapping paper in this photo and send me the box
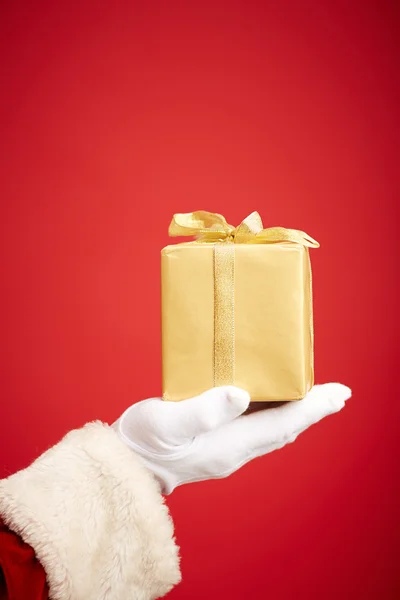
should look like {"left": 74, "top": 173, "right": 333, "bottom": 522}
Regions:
{"left": 161, "top": 239, "right": 315, "bottom": 402}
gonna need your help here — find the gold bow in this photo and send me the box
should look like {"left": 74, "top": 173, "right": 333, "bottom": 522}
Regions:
{"left": 169, "top": 211, "right": 319, "bottom": 247}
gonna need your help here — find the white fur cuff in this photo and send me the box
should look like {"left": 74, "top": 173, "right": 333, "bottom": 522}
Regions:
{"left": 0, "top": 422, "right": 181, "bottom": 600}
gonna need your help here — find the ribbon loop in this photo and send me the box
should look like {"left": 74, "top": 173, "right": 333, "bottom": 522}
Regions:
{"left": 169, "top": 211, "right": 319, "bottom": 248}
{"left": 168, "top": 211, "right": 234, "bottom": 239}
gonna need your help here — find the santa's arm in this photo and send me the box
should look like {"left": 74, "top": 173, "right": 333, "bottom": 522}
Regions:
{"left": 0, "top": 383, "right": 349, "bottom": 599}
{"left": 0, "top": 422, "right": 181, "bottom": 600}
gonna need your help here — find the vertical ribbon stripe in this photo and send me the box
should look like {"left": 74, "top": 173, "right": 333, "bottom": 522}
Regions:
{"left": 213, "top": 244, "right": 235, "bottom": 386}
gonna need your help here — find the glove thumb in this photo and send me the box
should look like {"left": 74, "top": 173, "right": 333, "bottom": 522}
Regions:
{"left": 166, "top": 386, "right": 250, "bottom": 440}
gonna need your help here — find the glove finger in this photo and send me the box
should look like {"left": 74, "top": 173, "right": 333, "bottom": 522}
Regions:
{"left": 207, "top": 383, "right": 351, "bottom": 457}
{"left": 164, "top": 385, "right": 250, "bottom": 440}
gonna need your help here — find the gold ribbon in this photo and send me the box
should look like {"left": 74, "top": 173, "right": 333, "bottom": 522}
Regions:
{"left": 168, "top": 211, "right": 319, "bottom": 387}
{"left": 169, "top": 210, "right": 320, "bottom": 248}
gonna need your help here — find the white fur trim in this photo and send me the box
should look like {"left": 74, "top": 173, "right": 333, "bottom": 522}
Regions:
{"left": 0, "top": 422, "right": 181, "bottom": 600}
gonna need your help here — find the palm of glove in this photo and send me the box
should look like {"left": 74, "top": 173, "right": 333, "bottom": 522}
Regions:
{"left": 114, "top": 384, "right": 351, "bottom": 494}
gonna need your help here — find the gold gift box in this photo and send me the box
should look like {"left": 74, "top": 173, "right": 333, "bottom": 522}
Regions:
{"left": 161, "top": 211, "right": 319, "bottom": 402}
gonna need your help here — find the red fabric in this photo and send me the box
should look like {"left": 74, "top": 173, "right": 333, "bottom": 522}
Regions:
{"left": 0, "top": 516, "right": 49, "bottom": 600}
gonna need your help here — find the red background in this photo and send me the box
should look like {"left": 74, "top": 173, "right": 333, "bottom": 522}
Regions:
{"left": 0, "top": 1, "right": 398, "bottom": 598}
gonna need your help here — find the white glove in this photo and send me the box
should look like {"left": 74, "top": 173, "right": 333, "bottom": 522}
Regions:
{"left": 113, "top": 384, "right": 351, "bottom": 494}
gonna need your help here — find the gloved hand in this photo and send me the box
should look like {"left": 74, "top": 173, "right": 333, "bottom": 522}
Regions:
{"left": 113, "top": 384, "right": 351, "bottom": 494}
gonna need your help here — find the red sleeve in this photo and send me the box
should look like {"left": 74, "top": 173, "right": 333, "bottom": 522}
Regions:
{"left": 0, "top": 516, "right": 49, "bottom": 600}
